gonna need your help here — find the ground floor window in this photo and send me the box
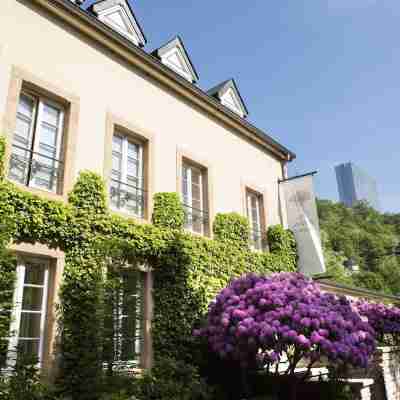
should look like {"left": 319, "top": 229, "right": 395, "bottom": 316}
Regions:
{"left": 7, "top": 257, "right": 50, "bottom": 367}
{"left": 103, "top": 268, "right": 145, "bottom": 371}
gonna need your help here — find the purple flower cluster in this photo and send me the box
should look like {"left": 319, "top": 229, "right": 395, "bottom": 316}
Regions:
{"left": 356, "top": 301, "right": 400, "bottom": 345}
{"left": 195, "top": 273, "right": 376, "bottom": 370}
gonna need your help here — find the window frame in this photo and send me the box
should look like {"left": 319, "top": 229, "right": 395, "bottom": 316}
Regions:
{"left": 181, "top": 158, "right": 210, "bottom": 236}
{"left": 245, "top": 187, "right": 267, "bottom": 251}
{"left": 102, "top": 265, "right": 149, "bottom": 372}
{"left": 110, "top": 132, "right": 145, "bottom": 218}
{"left": 9, "top": 90, "right": 66, "bottom": 194}
{"left": 104, "top": 114, "right": 154, "bottom": 222}
{"left": 4, "top": 67, "right": 80, "bottom": 201}
{"left": 7, "top": 257, "right": 51, "bottom": 369}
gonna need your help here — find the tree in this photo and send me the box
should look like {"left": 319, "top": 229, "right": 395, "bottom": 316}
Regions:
{"left": 317, "top": 199, "right": 400, "bottom": 294}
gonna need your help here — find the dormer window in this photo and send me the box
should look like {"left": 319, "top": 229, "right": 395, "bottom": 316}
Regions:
{"left": 90, "top": 0, "right": 146, "bottom": 47}
{"left": 207, "top": 79, "right": 249, "bottom": 118}
{"left": 152, "top": 36, "right": 199, "bottom": 84}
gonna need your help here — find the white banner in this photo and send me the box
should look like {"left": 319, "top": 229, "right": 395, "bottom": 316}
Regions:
{"left": 280, "top": 174, "right": 326, "bottom": 276}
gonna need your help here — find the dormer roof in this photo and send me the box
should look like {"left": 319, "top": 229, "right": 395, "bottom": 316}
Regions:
{"left": 152, "top": 36, "right": 199, "bottom": 84}
{"left": 89, "top": 0, "right": 146, "bottom": 47}
{"left": 207, "top": 79, "right": 249, "bottom": 118}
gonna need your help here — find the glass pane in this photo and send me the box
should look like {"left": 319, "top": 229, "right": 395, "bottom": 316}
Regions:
{"left": 112, "top": 153, "right": 122, "bottom": 176}
{"left": 17, "top": 339, "right": 40, "bottom": 359}
{"left": 39, "top": 124, "right": 58, "bottom": 152}
{"left": 192, "top": 199, "right": 201, "bottom": 211}
{"left": 112, "top": 135, "right": 123, "bottom": 153}
{"left": 42, "top": 103, "right": 60, "bottom": 127}
{"left": 24, "top": 263, "right": 46, "bottom": 285}
{"left": 8, "top": 145, "right": 30, "bottom": 185}
{"left": 22, "top": 287, "right": 44, "bottom": 311}
{"left": 110, "top": 180, "right": 122, "bottom": 209}
{"left": 191, "top": 184, "right": 201, "bottom": 203}
{"left": 127, "top": 160, "right": 139, "bottom": 181}
{"left": 127, "top": 141, "right": 139, "bottom": 160}
{"left": 191, "top": 168, "right": 201, "bottom": 185}
{"left": 182, "top": 165, "right": 189, "bottom": 180}
{"left": 19, "top": 313, "right": 41, "bottom": 338}
{"left": 18, "top": 94, "right": 35, "bottom": 119}
{"left": 15, "top": 116, "right": 33, "bottom": 147}
{"left": 193, "top": 218, "right": 203, "bottom": 234}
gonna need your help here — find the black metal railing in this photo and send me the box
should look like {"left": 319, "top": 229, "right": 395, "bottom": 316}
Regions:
{"left": 183, "top": 204, "right": 209, "bottom": 234}
{"left": 8, "top": 144, "right": 64, "bottom": 193}
{"left": 109, "top": 179, "right": 146, "bottom": 218}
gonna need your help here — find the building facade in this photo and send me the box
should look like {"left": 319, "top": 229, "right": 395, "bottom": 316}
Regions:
{"left": 335, "top": 162, "right": 380, "bottom": 210}
{"left": 0, "top": 0, "right": 295, "bottom": 372}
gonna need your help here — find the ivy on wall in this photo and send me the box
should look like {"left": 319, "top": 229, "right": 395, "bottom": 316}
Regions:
{"left": 0, "top": 136, "right": 297, "bottom": 399}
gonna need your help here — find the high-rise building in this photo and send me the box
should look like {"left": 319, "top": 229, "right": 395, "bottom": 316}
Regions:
{"left": 335, "top": 162, "right": 380, "bottom": 210}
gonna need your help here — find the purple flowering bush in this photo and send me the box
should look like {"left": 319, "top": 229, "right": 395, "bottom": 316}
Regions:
{"left": 195, "top": 272, "right": 376, "bottom": 381}
{"left": 356, "top": 301, "right": 400, "bottom": 346}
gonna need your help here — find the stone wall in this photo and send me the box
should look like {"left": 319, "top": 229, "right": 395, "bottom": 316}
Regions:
{"left": 379, "top": 347, "right": 400, "bottom": 400}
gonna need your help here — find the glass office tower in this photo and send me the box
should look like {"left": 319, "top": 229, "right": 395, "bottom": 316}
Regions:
{"left": 335, "top": 162, "right": 380, "bottom": 210}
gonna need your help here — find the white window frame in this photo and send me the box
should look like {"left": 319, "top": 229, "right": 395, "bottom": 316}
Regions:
{"left": 182, "top": 162, "right": 206, "bottom": 235}
{"left": 10, "top": 91, "right": 65, "bottom": 193}
{"left": 110, "top": 133, "right": 144, "bottom": 217}
{"left": 98, "top": 5, "right": 140, "bottom": 46}
{"left": 103, "top": 267, "right": 145, "bottom": 371}
{"left": 7, "top": 257, "right": 50, "bottom": 369}
{"left": 221, "top": 88, "right": 245, "bottom": 118}
{"left": 161, "top": 47, "right": 193, "bottom": 82}
{"left": 246, "top": 190, "right": 264, "bottom": 250}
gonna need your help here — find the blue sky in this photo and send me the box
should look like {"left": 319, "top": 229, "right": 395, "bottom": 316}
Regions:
{"left": 83, "top": 0, "right": 400, "bottom": 212}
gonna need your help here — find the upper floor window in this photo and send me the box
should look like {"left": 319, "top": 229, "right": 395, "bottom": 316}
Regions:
{"left": 8, "top": 92, "right": 65, "bottom": 194}
{"left": 182, "top": 161, "right": 209, "bottom": 235}
{"left": 246, "top": 189, "right": 265, "bottom": 251}
{"left": 7, "top": 257, "right": 50, "bottom": 367}
{"left": 103, "top": 268, "right": 144, "bottom": 370}
{"left": 110, "top": 133, "right": 145, "bottom": 218}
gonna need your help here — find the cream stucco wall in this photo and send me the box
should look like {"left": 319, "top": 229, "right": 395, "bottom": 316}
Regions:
{"left": 0, "top": 0, "right": 287, "bottom": 227}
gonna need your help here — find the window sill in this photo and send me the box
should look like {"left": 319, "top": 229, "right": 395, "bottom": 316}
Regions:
{"left": 8, "top": 180, "right": 67, "bottom": 202}
{"left": 110, "top": 208, "right": 150, "bottom": 224}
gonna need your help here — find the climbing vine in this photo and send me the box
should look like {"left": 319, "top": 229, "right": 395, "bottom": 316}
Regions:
{"left": 0, "top": 136, "right": 297, "bottom": 399}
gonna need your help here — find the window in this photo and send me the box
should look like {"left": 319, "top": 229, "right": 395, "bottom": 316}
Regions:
{"left": 7, "top": 258, "right": 50, "bottom": 367}
{"left": 103, "top": 268, "right": 144, "bottom": 370}
{"left": 110, "top": 133, "right": 145, "bottom": 218}
{"left": 246, "top": 190, "right": 265, "bottom": 250}
{"left": 182, "top": 162, "right": 209, "bottom": 235}
{"left": 8, "top": 92, "right": 65, "bottom": 193}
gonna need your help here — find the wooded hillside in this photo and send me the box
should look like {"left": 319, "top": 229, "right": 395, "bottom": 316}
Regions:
{"left": 317, "top": 199, "right": 400, "bottom": 295}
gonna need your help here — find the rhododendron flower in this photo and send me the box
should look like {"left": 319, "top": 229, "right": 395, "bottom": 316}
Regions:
{"left": 195, "top": 272, "right": 376, "bottom": 375}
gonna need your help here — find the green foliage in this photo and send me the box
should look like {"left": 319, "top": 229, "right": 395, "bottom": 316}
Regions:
{"left": 0, "top": 353, "right": 54, "bottom": 400}
{"left": 0, "top": 137, "right": 297, "bottom": 399}
{"left": 0, "top": 136, "right": 5, "bottom": 181}
{"left": 0, "top": 215, "right": 16, "bottom": 367}
{"left": 318, "top": 199, "right": 400, "bottom": 294}
{"left": 68, "top": 171, "right": 108, "bottom": 216}
{"left": 213, "top": 212, "right": 250, "bottom": 249}
{"left": 152, "top": 192, "right": 185, "bottom": 230}
{"left": 133, "top": 357, "right": 214, "bottom": 400}
{"left": 267, "top": 224, "right": 297, "bottom": 266}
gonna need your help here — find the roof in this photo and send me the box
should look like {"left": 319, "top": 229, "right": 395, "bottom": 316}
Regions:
{"left": 33, "top": 0, "right": 296, "bottom": 161}
{"left": 207, "top": 79, "right": 249, "bottom": 118}
{"left": 319, "top": 280, "right": 400, "bottom": 303}
{"left": 152, "top": 36, "right": 200, "bottom": 83}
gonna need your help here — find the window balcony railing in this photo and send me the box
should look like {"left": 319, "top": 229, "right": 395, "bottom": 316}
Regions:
{"left": 183, "top": 204, "right": 209, "bottom": 235}
{"left": 109, "top": 179, "right": 146, "bottom": 218}
{"left": 8, "top": 144, "right": 64, "bottom": 193}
